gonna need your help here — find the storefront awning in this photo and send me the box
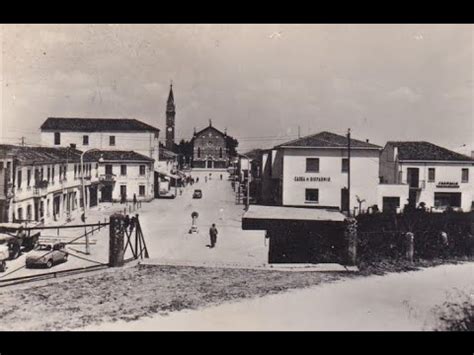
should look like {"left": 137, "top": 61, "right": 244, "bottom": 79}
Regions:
{"left": 242, "top": 205, "right": 346, "bottom": 230}
{"left": 156, "top": 171, "right": 180, "bottom": 180}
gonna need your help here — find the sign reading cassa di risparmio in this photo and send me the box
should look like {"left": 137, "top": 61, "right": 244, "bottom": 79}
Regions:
{"left": 294, "top": 176, "right": 331, "bottom": 182}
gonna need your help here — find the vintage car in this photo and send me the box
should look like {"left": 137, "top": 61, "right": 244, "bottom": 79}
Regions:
{"left": 192, "top": 189, "right": 203, "bottom": 199}
{"left": 0, "top": 243, "right": 9, "bottom": 272}
{"left": 25, "top": 242, "right": 68, "bottom": 269}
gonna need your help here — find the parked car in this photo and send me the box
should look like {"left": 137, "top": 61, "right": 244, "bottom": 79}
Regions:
{"left": 0, "top": 223, "right": 40, "bottom": 252}
{"left": 0, "top": 242, "right": 9, "bottom": 272}
{"left": 25, "top": 242, "right": 68, "bottom": 269}
{"left": 192, "top": 189, "right": 203, "bottom": 199}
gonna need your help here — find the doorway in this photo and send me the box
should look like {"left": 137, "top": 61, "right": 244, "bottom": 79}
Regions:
{"left": 341, "top": 188, "right": 349, "bottom": 213}
{"left": 101, "top": 185, "right": 113, "bottom": 202}
{"left": 207, "top": 160, "right": 213, "bottom": 169}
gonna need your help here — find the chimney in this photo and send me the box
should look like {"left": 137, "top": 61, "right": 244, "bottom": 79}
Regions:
{"left": 366, "top": 139, "right": 369, "bottom": 143}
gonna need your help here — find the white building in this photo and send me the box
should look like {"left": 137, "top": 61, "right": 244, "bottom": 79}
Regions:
{"left": 84, "top": 150, "right": 155, "bottom": 203}
{"left": 40, "top": 117, "right": 160, "bottom": 170}
{"left": 261, "top": 131, "right": 381, "bottom": 213}
{"left": 380, "top": 141, "right": 474, "bottom": 212}
{"left": 156, "top": 147, "right": 179, "bottom": 197}
{"left": 0, "top": 145, "right": 99, "bottom": 225}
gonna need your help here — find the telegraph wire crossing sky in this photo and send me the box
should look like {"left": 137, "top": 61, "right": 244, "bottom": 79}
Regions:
{"left": 0, "top": 24, "right": 472, "bottom": 152}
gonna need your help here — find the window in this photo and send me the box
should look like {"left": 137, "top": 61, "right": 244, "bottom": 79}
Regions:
{"left": 120, "top": 165, "right": 127, "bottom": 176}
{"left": 139, "top": 185, "right": 145, "bottom": 196}
{"left": 341, "top": 158, "right": 349, "bottom": 173}
{"left": 105, "top": 165, "right": 113, "bottom": 175}
{"left": 197, "top": 147, "right": 201, "bottom": 158}
{"left": 17, "top": 208, "right": 23, "bottom": 221}
{"left": 109, "top": 136, "right": 116, "bottom": 146}
{"left": 462, "top": 168, "right": 469, "bottom": 183}
{"left": 17, "top": 170, "right": 22, "bottom": 188}
{"left": 139, "top": 165, "right": 146, "bottom": 176}
{"left": 120, "top": 185, "right": 127, "bottom": 198}
{"left": 27, "top": 169, "right": 31, "bottom": 187}
{"left": 26, "top": 205, "right": 32, "bottom": 221}
{"left": 63, "top": 165, "right": 67, "bottom": 180}
{"left": 428, "top": 168, "right": 435, "bottom": 182}
{"left": 305, "top": 188, "right": 319, "bottom": 202}
{"left": 434, "top": 192, "right": 461, "bottom": 208}
{"left": 306, "top": 158, "right": 320, "bottom": 173}
{"left": 74, "top": 165, "right": 77, "bottom": 179}
{"left": 219, "top": 148, "right": 223, "bottom": 158}
{"left": 83, "top": 135, "right": 89, "bottom": 145}
{"left": 52, "top": 166, "right": 55, "bottom": 183}
{"left": 47, "top": 167, "right": 51, "bottom": 182}
{"left": 54, "top": 132, "right": 61, "bottom": 145}
{"left": 59, "top": 166, "right": 63, "bottom": 180}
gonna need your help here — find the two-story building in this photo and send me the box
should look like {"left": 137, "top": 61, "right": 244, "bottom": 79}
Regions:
{"left": 84, "top": 150, "right": 154, "bottom": 203}
{"left": 0, "top": 145, "right": 99, "bottom": 225}
{"left": 156, "top": 147, "right": 179, "bottom": 197}
{"left": 379, "top": 141, "right": 474, "bottom": 212}
{"left": 261, "top": 131, "right": 382, "bottom": 213}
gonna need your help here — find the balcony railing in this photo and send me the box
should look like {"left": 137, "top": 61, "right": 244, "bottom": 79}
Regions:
{"left": 99, "top": 174, "right": 116, "bottom": 183}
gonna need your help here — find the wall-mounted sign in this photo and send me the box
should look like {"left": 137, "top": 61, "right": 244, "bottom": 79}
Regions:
{"left": 294, "top": 176, "right": 331, "bottom": 182}
{"left": 436, "top": 181, "right": 459, "bottom": 188}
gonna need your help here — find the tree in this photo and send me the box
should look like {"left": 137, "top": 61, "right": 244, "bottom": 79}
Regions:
{"left": 225, "top": 135, "right": 239, "bottom": 158}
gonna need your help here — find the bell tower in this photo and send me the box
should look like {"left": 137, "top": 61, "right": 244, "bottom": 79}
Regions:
{"left": 165, "top": 82, "right": 175, "bottom": 151}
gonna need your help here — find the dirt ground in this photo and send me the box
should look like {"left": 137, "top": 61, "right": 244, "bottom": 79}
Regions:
{"left": 0, "top": 264, "right": 350, "bottom": 330}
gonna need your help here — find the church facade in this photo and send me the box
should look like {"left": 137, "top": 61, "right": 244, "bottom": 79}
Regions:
{"left": 192, "top": 121, "right": 229, "bottom": 169}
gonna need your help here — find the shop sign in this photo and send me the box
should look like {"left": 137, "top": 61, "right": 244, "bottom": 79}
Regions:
{"left": 436, "top": 181, "right": 459, "bottom": 188}
{"left": 294, "top": 176, "right": 331, "bottom": 182}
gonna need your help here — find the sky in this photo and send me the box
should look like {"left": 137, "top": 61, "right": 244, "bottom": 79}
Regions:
{"left": 0, "top": 24, "right": 472, "bottom": 153}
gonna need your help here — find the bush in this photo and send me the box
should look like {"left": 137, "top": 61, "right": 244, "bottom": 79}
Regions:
{"left": 434, "top": 291, "right": 474, "bottom": 331}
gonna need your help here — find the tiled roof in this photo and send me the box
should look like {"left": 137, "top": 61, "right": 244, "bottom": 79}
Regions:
{"left": 242, "top": 149, "right": 263, "bottom": 160}
{"left": 0, "top": 145, "right": 96, "bottom": 164}
{"left": 275, "top": 131, "right": 381, "bottom": 149}
{"left": 388, "top": 141, "right": 473, "bottom": 162}
{"left": 193, "top": 125, "right": 226, "bottom": 139}
{"left": 41, "top": 117, "right": 160, "bottom": 133}
{"left": 84, "top": 150, "right": 154, "bottom": 162}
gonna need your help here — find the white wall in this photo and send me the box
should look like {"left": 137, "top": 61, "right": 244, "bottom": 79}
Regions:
{"left": 281, "top": 148, "right": 380, "bottom": 211}
{"left": 399, "top": 162, "right": 474, "bottom": 211}
{"left": 377, "top": 184, "right": 410, "bottom": 212}
{"left": 98, "top": 162, "right": 153, "bottom": 202}
{"left": 41, "top": 131, "right": 160, "bottom": 170}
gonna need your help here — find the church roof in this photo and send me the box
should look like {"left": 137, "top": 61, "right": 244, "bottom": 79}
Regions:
{"left": 193, "top": 122, "right": 227, "bottom": 139}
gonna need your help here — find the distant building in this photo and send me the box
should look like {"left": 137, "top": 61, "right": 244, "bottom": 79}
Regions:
{"left": 260, "top": 131, "right": 382, "bottom": 213}
{"left": 84, "top": 150, "right": 154, "bottom": 203}
{"left": 379, "top": 141, "right": 474, "bottom": 212}
{"left": 156, "top": 147, "right": 179, "bottom": 197}
{"left": 0, "top": 145, "right": 99, "bottom": 224}
{"left": 165, "top": 84, "right": 176, "bottom": 151}
{"left": 191, "top": 120, "right": 229, "bottom": 169}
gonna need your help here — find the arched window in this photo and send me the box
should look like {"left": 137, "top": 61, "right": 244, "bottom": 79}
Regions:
{"left": 219, "top": 147, "right": 222, "bottom": 158}
{"left": 197, "top": 147, "right": 201, "bottom": 158}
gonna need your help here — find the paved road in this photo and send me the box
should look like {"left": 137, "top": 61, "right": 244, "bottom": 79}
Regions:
{"left": 86, "top": 262, "right": 474, "bottom": 331}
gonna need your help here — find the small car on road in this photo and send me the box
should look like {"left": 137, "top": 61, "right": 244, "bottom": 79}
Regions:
{"left": 25, "top": 242, "right": 68, "bottom": 269}
{"left": 192, "top": 189, "right": 203, "bottom": 199}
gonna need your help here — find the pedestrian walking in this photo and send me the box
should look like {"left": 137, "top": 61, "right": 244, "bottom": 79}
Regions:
{"left": 209, "top": 223, "right": 218, "bottom": 248}
{"left": 220, "top": 174, "right": 223, "bottom": 180}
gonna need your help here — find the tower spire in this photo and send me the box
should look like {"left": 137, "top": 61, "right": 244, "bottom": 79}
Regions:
{"left": 165, "top": 81, "right": 176, "bottom": 151}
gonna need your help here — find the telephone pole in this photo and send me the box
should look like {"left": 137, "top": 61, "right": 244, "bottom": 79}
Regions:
{"left": 347, "top": 128, "right": 351, "bottom": 216}
{"left": 20, "top": 137, "right": 25, "bottom": 146}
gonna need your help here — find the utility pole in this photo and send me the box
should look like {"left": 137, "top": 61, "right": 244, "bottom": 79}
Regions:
{"left": 347, "top": 128, "right": 351, "bottom": 217}
{"left": 20, "top": 137, "right": 25, "bottom": 146}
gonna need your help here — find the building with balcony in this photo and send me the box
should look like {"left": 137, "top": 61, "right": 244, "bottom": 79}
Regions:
{"left": 0, "top": 145, "right": 99, "bottom": 225}
{"left": 379, "top": 141, "right": 474, "bottom": 212}
{"left": 84, "top": 150, "right": 154, "bottom": 203}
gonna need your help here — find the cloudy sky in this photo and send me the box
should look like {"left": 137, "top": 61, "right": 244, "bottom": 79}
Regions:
{"left": 0, "top": 24, "right": 472, "bottom": 152}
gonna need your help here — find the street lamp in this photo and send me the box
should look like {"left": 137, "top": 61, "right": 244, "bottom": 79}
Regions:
{"left": 81, "top": 148, "right": 104, "bottom": 254}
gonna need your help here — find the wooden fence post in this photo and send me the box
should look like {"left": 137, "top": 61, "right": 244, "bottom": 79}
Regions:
{"left": 109, "top": 213, "right": 125, "bottom": 267}
{"left": 406, "top": 232, "right": 414, "bottom": 263}
{"left": 345, "top": 217, "right": 358, "bottom": 266}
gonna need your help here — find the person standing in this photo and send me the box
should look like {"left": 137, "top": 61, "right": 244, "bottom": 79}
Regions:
{"left": 209, "top": 224, "right": 218, "bottom": 248}
{"left": 133, "top": 193, "right": 137, "bottom": 209}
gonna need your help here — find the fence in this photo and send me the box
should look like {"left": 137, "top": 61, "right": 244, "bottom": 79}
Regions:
{"left": 355, "top": 210, "right": 474, "bottom": 263}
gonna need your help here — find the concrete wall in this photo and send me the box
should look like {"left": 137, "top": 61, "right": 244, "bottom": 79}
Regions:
{"left": 281, "top": 148, "right": 380, "bottom": 211}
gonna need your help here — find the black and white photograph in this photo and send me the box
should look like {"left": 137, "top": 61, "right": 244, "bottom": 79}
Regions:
{"left": 0, "top": 23, "right": 472, "bottom": 333}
